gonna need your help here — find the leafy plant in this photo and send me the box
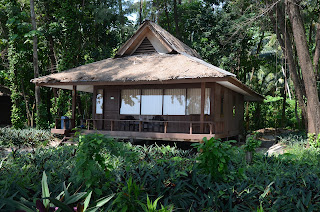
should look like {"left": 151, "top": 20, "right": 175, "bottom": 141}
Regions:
{"left": 308, "top": 133, "right": 320, "bottom": 148}
{"left": 244, "top": 133, "right": 261, "bottom": 152}
{"left": 74, "top": 133, "right": 113, "bottom": 191}
{"left": 112, "top": 176, "right": 145, "bottom": 211}
{"left": 0, "top": 127, "right": 52, "bottom": 147}
{"left": 192, "top": 137, "right": 236, "bottom": 180}
{"left": 1, "top": 171, "right": 114, "bottom": 212}
{"left": 140, "top": 195, "right": 173, "bottom": 212}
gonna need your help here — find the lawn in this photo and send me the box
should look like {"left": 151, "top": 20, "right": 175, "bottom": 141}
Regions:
{"left": 1, "top": 129, "right": 320, "bottom": 211}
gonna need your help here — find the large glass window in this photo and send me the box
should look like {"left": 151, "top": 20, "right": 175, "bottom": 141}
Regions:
{"left": 96, "top": 89, "right": 103, "bottom": 114}
{"left": 120, "top": 89, "right": 141, "bottom": 115}
{"left": 120, "top": 88, "right": 211, "bottom": 116}
{"left": 141, "top": 89, "right": 163, "bottom": 115}
{"left": 163, "top": 89, "right": 186, "bottom": 115}
{"left": 187, "top": 88, "right": 211, "bottom": 115}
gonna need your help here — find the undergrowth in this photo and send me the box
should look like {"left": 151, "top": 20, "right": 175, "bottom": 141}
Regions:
{"left": 0, "top": 127, "right": 52, "bottom": 147}
{"left": 1, "top": 132, "right": 320, "bottom": 211}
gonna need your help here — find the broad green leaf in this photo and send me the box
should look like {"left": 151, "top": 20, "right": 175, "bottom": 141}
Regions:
{"left": 42, "top": 172, "right": 50, "bottom": 208}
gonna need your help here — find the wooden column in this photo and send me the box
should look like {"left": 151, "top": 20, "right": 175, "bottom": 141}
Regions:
{"left": 200, "top": 82, "right": 206, "bottom": 133}
{"left": 72, "top": 85, "right": 77, "bottom": 129}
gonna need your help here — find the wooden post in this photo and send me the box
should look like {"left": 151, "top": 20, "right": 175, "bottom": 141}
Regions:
{"left": 164, "top": 122, "right": 168, "bottom": 133}
{"left": 209, "top": 123, "right": 213, "bottom": 135}
{"left": 72, "top": 85, "right": 77, "bottom": 129}
{"left": 200, "top": 82, "right": 206, "bottom": 133}
{"left": 139, "top": 121, "right": 142, "bottom": 132}
{"left": 189, "top": 122, "right": 193, "bottom": 134}
{"left": 111, "top": 120, "right": 114, "bottom": 131}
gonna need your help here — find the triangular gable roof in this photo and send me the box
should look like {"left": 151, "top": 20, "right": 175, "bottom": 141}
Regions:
{"left": 116, "top": 20, "right": 201, "bottom": 58}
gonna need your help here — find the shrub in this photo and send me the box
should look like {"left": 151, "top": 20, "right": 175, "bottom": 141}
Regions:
{"left": 192, "top": 137, "right": 236, "bottom": 180}
{"left": 244, "top": 133, "right": 261, "bottom": 152}
{"left": 0, "top": 127, "right": 52, "bottom": 147}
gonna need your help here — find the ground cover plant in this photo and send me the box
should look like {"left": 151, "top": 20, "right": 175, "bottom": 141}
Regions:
{"left": 2, "top": 133, "right": 320, "bottom": 211}
{"left": 0, "top": 127, "right": 52, "bottom": 148}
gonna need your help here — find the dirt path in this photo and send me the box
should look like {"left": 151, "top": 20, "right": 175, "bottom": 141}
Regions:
{"left": 255, "top": 128, "right": 288, "bottom": 155}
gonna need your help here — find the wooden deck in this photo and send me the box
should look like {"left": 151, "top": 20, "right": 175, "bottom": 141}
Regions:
{"left": 80, "top": 130, "right": 232, "bottom": 142}
{"left": 51, "top": 118, "right": 238, "bottom": 142}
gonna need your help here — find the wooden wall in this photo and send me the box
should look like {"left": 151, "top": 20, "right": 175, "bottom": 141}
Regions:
{"left": 92, "top": 82, "right": 244, "bottom": 137}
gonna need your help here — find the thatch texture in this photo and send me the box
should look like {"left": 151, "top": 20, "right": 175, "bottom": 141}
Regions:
{"left": 148, "top": 21, "right": 201, "bottom": 58}
{"left": 31, "top": 54, "right": 235, "bottom": 84}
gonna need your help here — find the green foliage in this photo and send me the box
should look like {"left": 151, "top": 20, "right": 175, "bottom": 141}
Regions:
{"left": 0, "top": 127, "right": 52, "bottom": 147}
{"left": 308, "top": 133, "right": 320, "bottom": 148}
{"left": 112, "top": 176, "right": 145, "bottom": 211}
{"left": 244, "top": 133, "right": 261, "bottom": 152}
{"left": 192, "top": 137, "right": 236, "bottom": 180}
{"left": 141, "top": 195, "right": 173, "bottom": 212}
{"left": 4, "top": 132, "right": 320, "bottom": 211}
{"left": 1, "top": 171, "right": 114, "bottom": 212}
{"left": 74, "top": 133, "right": 111, "bottom": 190}
{"left": 248, "top": 96, "right": 302, "bottom": 131}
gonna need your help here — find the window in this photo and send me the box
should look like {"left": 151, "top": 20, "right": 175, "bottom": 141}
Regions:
{"left": 163, "top": 89, "right": 186, "bottom": 115}
{"left": 119, "top": 88, "right": 211, "bottom": 116}
{"left": 187, "top": 88, "right": 211, "bottom": 115}
{"left": 96, "top": 89, "right": 103, "bottom": 114}
{"left": 120, "top": 89, "right": 141, "bottom": 115}
{"left": 141, "top": 89, "right": 163, "bottom": 115}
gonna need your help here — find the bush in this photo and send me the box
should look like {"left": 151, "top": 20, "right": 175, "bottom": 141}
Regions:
{"left": 3, "top": 132, "right": 320, "bottom": 211}
{"left": 0, "top": 127, "right": 53, "bottom": 147}
{"left": 192, "top": 137, "right": 237, "bottom": 180}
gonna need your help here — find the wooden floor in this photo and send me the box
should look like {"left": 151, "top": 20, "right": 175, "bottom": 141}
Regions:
{"left": 81, "top": 130, "right": 231, "bottom": 142}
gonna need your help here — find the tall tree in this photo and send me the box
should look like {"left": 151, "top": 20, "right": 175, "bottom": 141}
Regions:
{"left": 286, "top": 0, "right": 320, "bottom": 134}
{"left": 30, "top": 0, "right": 40, "bottom": 124}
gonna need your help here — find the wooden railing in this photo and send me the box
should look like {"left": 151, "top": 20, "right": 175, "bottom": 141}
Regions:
{"left": 84, "top": 119, "right": 216, "bottom": 135}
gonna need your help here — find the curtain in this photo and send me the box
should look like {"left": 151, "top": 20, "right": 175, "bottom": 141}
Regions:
{"left": 141, "top": 89, "right": 163, "bottom": 115}
{"left": 163, "top": 89, "right": 186, "bottom": 115}
{"left": 186, "top": 88, "right": 211, "bottom": 115}
{"left": 96, "top": 89, "right": 103, "bottom": 114}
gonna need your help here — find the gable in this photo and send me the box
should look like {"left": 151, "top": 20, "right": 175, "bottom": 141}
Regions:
{"left": 116, "top": 20, "right": 201, "bottom": 58}
{"left": 132, "top": 37, "right": 156, "bottom": 55}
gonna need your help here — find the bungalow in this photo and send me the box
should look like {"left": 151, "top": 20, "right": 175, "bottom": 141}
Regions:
{"left": 31, "top": 20, "right": 263, "bottom": 142}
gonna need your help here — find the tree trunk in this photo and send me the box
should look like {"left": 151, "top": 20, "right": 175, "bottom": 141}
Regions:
{"left": 314, "top": 14, "right": 320, "bottom": 78}
{"left": 139, "top": 0, "right": 143, "bottom": 24}
{"left": 173, "top": 0, "right": 180, "bottom": 38}
{"left": 30, "top": 0, "right": 40, "bottom": 124}
{"left": 281, "top": 77, "right": 287, "bottom": 128}
{"left": 286, "top": 0, "right": 320, "bottom": 134}
{"left": 269, "top": 5, "right": 308, "bottom": 129}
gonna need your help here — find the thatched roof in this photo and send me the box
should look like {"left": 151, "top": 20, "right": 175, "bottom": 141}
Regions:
{"left": 31, "top": 53, "right": 235, "bottom": 84}
{"left": 116, "top": 20, "right": 201, "bottom": 58}
{"left": 31, "top": 20, "right": 263, "bottom": 101}
{"left": 0, "top": 85, "right": 11, "bottom": 97}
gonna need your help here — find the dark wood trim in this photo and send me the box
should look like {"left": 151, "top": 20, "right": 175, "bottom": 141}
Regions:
{"left": 36, "top": 77, "right": 230, "bottom": 87}
{"left": 72, "top": 85, "right": 77, "bottom": 128}
{"left": 200, "top": 82, "right": 205, "bottom": 133}
{"left": 228, "top": 77, "right": 264, "bottom": 101}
